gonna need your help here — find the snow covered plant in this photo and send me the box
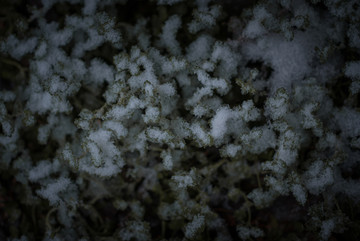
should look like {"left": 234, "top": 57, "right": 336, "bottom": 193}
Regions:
{"left": 0, "top": 0, "right": 360, "bottom": 240}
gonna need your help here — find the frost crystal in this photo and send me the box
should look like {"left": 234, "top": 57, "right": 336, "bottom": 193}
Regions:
{"left": 1, "top": 0, "right": 359, "bottom": 240}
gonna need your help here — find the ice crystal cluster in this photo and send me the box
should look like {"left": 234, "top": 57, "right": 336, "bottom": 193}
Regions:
{"left": 0, "top": 0, "right": 360, "bottom": 240}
